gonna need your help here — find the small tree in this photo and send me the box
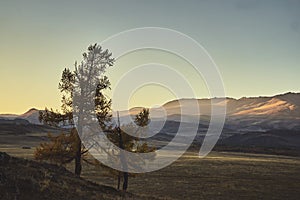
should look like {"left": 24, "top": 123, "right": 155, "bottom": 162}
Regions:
{"left": 35, "top": 128, "right": 81, "bottom": 165}
{"left": 35, "top": 44, "right": 114, "bottom": 176}
{"left": 107, "top": 108, "right": 155, "bottom": 191}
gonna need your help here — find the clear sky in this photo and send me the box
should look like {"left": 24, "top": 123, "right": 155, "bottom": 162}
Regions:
{"left": 0, "top": 0, "right": 299, "bottom": 114}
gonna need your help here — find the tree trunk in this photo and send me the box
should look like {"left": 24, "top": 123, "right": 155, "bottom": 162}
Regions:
{"left": 117, "top": 112, "right": 129, "bottom": 191}
{"left": 123, "top": 172, "right": 128, "bottom": 191}
{"left": 75, "top": 106, "right": 83, "bottom": 177}
{"left": 117, "top": 172, "right": 121, "bottom": 190}
{"left": 75, "top": 139, "right": 82, "bottom": 176}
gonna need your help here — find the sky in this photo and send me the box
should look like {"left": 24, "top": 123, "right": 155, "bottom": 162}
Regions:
{"left": 0, "top": 0, "right": 299, "bottom": 114}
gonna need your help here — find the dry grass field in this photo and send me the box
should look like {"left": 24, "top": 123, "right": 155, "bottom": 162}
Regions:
{"left": 2, "top": 145, "right": 299, "bottom": 200}
{"left": 81, "top": 151, "right": 300, "bottom": 200}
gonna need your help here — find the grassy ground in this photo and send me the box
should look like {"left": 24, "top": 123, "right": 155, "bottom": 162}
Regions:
{"left": 1, "top": 146, "right": 300, "bottom": 200}
{"left": 80, "top": 151, "right": 300, "bottom": 200}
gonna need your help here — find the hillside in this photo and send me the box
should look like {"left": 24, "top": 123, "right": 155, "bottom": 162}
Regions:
{"left": 0, "top": 152, "right": 150, "bottom": 200}
{"left": 215, "top": 129, "right": 300, "bottom": 157}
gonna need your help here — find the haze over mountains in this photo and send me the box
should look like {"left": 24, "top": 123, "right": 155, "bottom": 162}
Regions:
{"left": 120, "top": 92, "right": 300, "bottom": 131}
{"left": 0, "top": 92, "right": 299, "bottom": 154}
{"left": 1, "top": 92, "right": 299, "bottom": 131}
{"left": 120, "top": 92, "right": 300, "bottom": 152}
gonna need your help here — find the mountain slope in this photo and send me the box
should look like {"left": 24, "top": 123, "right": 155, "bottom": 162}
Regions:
{"left": 0, "top": 152, "right": 152, "bottom": 200}
{"left": 230, "top": 93, "right": 300, "bottom": 117}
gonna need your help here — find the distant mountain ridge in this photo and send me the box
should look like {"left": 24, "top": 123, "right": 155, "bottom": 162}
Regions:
{"left": 0, "top": 92, "right": 300, "bottom": 153}
{"left": 0, "top": 108, "right": 41, "bottom": 125}
{"left": 158, "top": 92, "right": 300, "bottom": 117}
{"left": 123, "top": 92, "right": 300, "bottom": 132}
{"left": 0, "top": 92, "right": 299, "bottom": 130}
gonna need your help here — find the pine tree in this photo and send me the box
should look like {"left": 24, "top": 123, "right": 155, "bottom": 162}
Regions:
{"left": 35, "top": 44, "right": 114, "bottom": 176}
{"left": 35, "top": 44, "right": 156, "bottom": 189}
{"left": 107, "top": 108, "right": 155, "bottom": 191}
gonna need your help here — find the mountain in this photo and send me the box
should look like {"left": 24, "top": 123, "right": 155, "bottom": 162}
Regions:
{"left": 0, "top": 92, "right": 299, "bottom": 155}
{"left": 110, "top": 92, "right": 300, "bottom": 153}
{"left": 1, "top": 92, "right": 299, "bottom": 130}
{"left": 119, "top": 92, "right": 299, "bottom": 132}
{"left": 228, "top": 92, "right": 300, "bottom": 117}
{"left": 0, "top": 108, "right": 41, "bottom": 125}
{"left": 18, "top": 108, "right": 41, "bottom": 124}
{"left": 160, "top": 92, "right": 300, "bottom": 117}
{"left": 225, "top": 93, "right": 300, "bottom": 131}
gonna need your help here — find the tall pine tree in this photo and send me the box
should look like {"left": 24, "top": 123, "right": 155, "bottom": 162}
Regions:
{"left": 35, "top": 44, "right": 114, "bottom": 176}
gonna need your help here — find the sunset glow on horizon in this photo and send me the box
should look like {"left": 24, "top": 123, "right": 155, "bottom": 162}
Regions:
{"left": 1, "top": 0, "right": 299, "bottom": 114}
